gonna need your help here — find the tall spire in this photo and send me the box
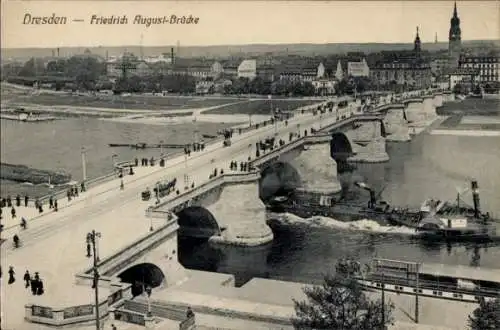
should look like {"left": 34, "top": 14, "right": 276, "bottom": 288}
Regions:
{"left": 453, "top": 1, "right": 458, "bottom": 17}
{"left": 414, "top": 26, "right": 421, "bottom": 53}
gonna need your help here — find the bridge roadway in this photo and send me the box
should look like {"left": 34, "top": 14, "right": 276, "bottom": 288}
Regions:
{"left": 0, "top": 95, "right": 360, "bottom": 329}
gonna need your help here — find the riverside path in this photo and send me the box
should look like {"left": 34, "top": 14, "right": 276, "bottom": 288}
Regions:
{"left": 1, "top": 94, "right": 362, "bottom": 329}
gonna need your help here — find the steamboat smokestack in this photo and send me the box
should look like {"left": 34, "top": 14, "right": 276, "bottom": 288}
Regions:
{"left": 171, "top": 47, "right": 175, "bottom": 65}
{"left": 471, "top": 180, "right": 481, "bottom": 218}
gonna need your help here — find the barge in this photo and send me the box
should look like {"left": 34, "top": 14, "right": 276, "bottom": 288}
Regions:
{"left": 0, "top": 108, "right": 57, "bottom": 122}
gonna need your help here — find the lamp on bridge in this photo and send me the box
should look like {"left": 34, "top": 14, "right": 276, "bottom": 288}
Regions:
{"left": 159, "top": 140, "right": 164, "bottom": 157}
{"left": 86, "top": 230, "right": 102, "bottom": 330}
{"left": 111, "top": 154, "right": 118, "bottom": 170}
{"left": 144, "top": 285, "right": 152, "bottom": 317}
{"left": 81, "top": 147, "right": 88, "bottom": 189}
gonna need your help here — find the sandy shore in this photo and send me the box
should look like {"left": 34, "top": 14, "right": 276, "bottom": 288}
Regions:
{"left": 430, "top": 129, "right": 500, "bottom": 137}
{"left": 460, "top": 116, "right": 500, "bottom": 125}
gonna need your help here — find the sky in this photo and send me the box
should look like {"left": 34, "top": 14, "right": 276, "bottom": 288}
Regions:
{"left": 1, "top": 1, "right": 499, "bottom": 48}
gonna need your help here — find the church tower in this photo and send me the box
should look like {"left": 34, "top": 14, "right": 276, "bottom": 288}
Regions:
{"left": 448, "top": 2, "right": 462, "bottom": 68}
{"left": 413, "top": 26, "right": 422, "bottom": 56}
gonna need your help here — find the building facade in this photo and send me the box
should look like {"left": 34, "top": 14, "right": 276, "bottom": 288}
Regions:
{"left": 449, "top": 68, "right": 480, "bottom": 91}
{"left": 370, "top": 27, "right": 432, "bottom": 90}
{"left": 279, "top": 62, "right": 325, "bottom": 82}
{"left": 237, "top": 59, "right": 257, "bottom": 80}
{"left": 347, "top": 58, "right": 370, "bottom": 77}
{"left": 458, "top": 55, "right": 500, "bottom": 83}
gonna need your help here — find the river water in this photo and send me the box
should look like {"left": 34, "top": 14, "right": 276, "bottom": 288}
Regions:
{"left": 0, "top": 118, "right": 229, "bottom": 197}
{"left": 179, "top": 126, "right": 500, "bottom": 286}
{"left": 2, "top": 110, "right": 500, "bottom": 287}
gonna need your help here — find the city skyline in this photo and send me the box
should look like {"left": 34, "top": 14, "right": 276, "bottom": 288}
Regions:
{"left": 1, "top": 1, "right": 499, "bottom": 49}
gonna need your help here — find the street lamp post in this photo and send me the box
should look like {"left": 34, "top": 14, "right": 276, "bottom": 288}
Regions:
{"left": 81, "top": 147, "right": 87, "bottom": 185}
{"left": 87, "top": 230, "right": 102, "bottom": 330}
{"left": 111, "top": 154, "right": 117, "bottom": 170}
{"left": 145, "top": 285, "right": 152, "bottom": 317}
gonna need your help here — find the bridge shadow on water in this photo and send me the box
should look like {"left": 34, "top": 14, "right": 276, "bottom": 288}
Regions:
{"left": 177, "top": 222, "right": 310, "bottom": 287}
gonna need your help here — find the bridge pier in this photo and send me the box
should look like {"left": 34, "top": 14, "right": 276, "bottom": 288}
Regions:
{"left": 207, "top": 175, "right": 274, "bottom": 247}
{"left": 405, "top": 99, "right": 426, "bottom": 127}
{"left": 289, "top": 134, "right": 342, "bottom": 200}
{"left": 345, "top": 121, "right": 390, "bottom": 162}
{"left": 383, "top": 105, "right": 411, "bottom": 142}
{"left": 423, "top": 96, "right": 437, "bottom": 119}
{"left": 443, "top": 92, "right": 454, "bottom": 102}
{"left": 433, "top": 93, "right": 444, "bottom": 108}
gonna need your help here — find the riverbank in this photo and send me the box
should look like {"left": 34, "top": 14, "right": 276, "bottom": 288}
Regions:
{"left": 0, "top": 162, "right": 72, "bottom": 185}
{"left": 149, "top": 268, "right": 477, "bottom": 330}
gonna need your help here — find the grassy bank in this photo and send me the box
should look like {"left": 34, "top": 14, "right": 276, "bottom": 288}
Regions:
{"left": 4, "top": 93, "right": 239, "bottom": 110}
{"left": 204, "top": 99, "right": 322, "bottom": 115}
{"left": 437, "top": 98, "right": 500, "bottom": 116}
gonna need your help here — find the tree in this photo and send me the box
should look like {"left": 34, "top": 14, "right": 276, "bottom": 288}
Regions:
{"left": 291, "top": 257, "right": 394, "bottom": 330}
{"left": 18, "top": 58, "right": 37, "bottom": 77}
{"left": 468, "top": 298, "right": 500, "bottom": 330}
{"left": 452, "top": 83, "right": 464, "bottom": 95}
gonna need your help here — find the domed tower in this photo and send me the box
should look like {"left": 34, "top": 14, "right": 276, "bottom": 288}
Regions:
{"left": 448, "top": 2, "right": 462, "bottom": 68}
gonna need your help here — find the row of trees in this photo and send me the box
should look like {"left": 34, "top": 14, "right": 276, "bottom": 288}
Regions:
{"left": 293, "top": 257, "right": 500, "bottom": 329}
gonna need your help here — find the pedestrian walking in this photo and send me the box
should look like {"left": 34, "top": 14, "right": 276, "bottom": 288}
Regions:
{"left": 111, "top": 324, "right": 117, "bottom": 330}
{"left": 7, "top": 196, "right": 12, "bottom": 208}
{"left": 49, "top": 196, "right": 53, "bottom": 209}
{"left": 8, "top": 266, "right": 15, "bottom": 284}
{"left": 24, "top": 195, "right": 29, "bottom": 207}
{"left": 34, "top": 272, "right": 40, "bottom": 281}
{"left": 54, "top": 200, "right": 58, "bottom": 212}
{"left": 30, "top": 278, "right": 37, "bottom": 295}
{"left": 11, "top": 207, "right": 16, "bottom": 218}
{"left": 81, "top": 181, "right": 86, "bottom": 193}
{"left": 36, "top": 279, "right": 44, "bottom": 295}
{"left": 20, "top": 217, "right": 27, "bottom": 230}
{"left": 16, "top": 195, "right": 21, "bottom": 207}
{"left": 67, "top": 189, "right": 72, "bottom": 202}
{"left": 24, "top": 270, "right": 31, "bottom": 288}
{"left": 74, "top": 186, "right": 79, "bottom": 197}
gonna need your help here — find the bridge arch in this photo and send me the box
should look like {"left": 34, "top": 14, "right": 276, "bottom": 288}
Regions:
{"left": 176, "top": 206, "right": 221, "bottom": 238}
{"left": 330, "top": 132, "right": 353, "bottom": 161}
{"left": 259, "top": 161, "right": 301, "bottom": 202}
{"left": 378, "top": 119, "right": 387, "bottom": 137}
{"left": 118, "top": 263, "right": 165, "bottom": 297}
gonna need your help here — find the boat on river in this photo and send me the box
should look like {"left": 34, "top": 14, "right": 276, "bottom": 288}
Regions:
{"left": 266, "top": 180, "right": 497, "bottom": 242}
{"left": 0, "top": 108, "right": 57, "bottom": 122}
